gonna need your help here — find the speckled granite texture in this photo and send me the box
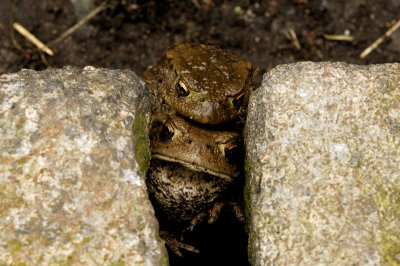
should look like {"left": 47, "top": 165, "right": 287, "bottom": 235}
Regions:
{"left": 244, "top": 62, "right": 400, "bottom": 265}
{"left": 0, "top": 66, "right": 168, "bottom": 265}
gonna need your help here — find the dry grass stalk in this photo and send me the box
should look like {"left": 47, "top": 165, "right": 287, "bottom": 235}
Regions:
{"left": 360, "top": 19, "right": 400, "bottom": 58}
{"left": 323, "top": 34, "right": 354, "bottom": 42}
{"left": 48, "top": 2, "right": 109, "bottom": 47}
{"left": 284, "top": 29, "right": 301, "bottom": 50}
{"left": 13, "top": 22, "right": 54, "bottom": 56}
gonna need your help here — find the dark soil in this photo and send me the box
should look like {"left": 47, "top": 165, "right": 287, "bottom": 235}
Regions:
{"left": 1, "top": 0, "right": 399, "bottom": 265}
{"left": 1, "top": 1, "right": 399, "bottom": 79}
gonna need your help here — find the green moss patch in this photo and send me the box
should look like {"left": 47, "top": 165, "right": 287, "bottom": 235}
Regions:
{"left": 132, "top": 113, "right": 151, "bottom": 176}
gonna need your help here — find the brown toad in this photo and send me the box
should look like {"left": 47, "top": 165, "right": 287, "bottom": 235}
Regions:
{"left": 143, "top": 44, "right": 254, "bottom": 256}
{"left": 146, "top": 114, "right": 243, "bottom": 255}
{"left": 142, "top": 43, "right": 256, "bottom": 125}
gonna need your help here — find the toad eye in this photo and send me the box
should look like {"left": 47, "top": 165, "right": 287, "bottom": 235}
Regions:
{"left": 177, "top": 80, "right": 190, "bottom": 97}
{"left": 160, "top": 122, "right": 174, "bottom": 142}
{"left": 224, "top": 142, "right": 241, "bottom": 163}
{"left": 232, "top": 90, "right": 245, "bottom": 110}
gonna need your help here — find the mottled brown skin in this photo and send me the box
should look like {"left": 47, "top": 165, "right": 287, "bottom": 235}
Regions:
{"left": 146, "top": 115, "right": 243, "bottom": 256}
{"left": 143, "top": 44, "right": 252, "bottom": 256}
{"left": 142, "top": 43, "right": 256, "bottom": 124}
{"left": 147, "top": 159, "right": 230, "bottom": 223}
{"left": 150, "top": 114, "right": 241, "bottom": 180}
{"left": 147, "top": 114, "right": 241, "bottom": 223}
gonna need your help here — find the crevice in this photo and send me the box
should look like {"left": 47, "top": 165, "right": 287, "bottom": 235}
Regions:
{"left": 157, "top": 203, "right": 250, "bottom": 266}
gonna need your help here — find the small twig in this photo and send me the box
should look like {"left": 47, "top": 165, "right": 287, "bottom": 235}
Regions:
{"left": 13, "top": 22, "right": 54, "bottom": 56}
{"left": 191, "top": 0, "right": 201, "bottom": 9}
{"left": 360, "top": 19, "right": 400, "bottom": 59}
{"left": 40, "top": 52, "right": 49, "bottom": 66}
{"left": 10, "top": 0, "right": 110, "bottom": 60}
{"left": 323, "top": 34, "right": 354, "bottom": 42}
{"left": 48, "top": 1, "right": 110, "bottom": 47}
{"left": 284, "top": 29, "right": 301, "bottom": 50}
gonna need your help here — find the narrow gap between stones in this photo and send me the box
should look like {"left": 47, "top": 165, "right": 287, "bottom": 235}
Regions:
{"left": 154, "top": 201, "right": 250, "bottom": 266}
{"left": 146, "top": 155, "right": 250, "bottom": 265}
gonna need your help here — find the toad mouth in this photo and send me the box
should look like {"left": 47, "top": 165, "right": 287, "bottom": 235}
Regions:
{"left": 152, "top": 153, "right": 234, "bottom": 182}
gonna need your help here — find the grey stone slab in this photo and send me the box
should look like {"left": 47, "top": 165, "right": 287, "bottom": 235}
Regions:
{"left": 244, "top": 62, "right": 400, "bottom": 265}
{"left": 0, "top": 66, "right": 168, "bottom": 265}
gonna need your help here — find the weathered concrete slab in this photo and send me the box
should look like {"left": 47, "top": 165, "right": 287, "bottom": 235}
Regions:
{"left": 244, "top": 62, "right": 400, "bottom": 265}
{"left": 0, "top": 66, "right": 168, "bottom": 265}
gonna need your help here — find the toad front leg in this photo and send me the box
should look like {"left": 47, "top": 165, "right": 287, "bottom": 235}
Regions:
{"left": 160, "top": 230, "right": 199, "bottom": 257}
{"left": 181, "top": 197, "right": 246, "bottom": 240}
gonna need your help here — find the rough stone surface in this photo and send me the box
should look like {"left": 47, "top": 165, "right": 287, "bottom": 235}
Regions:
{"left": 244, "top": 62, "right": 400, "bottom": 265}
{"left": 0, "top": 66, "right": 168, "bottom": 265}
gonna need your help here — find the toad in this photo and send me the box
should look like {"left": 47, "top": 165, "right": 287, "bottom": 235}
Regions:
{"left": 142, "top": 43, "right": 256, "bottom": 125}
{"left": 143, "top": 43, "right": 255, "bottom": 256}
{"left": 147, "top": 114, "right": 243, "bottom": 255}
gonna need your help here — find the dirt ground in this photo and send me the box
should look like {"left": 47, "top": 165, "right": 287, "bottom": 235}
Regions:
{"left": 1, "top": 0, "right": 399, "bottom": 80}
{"left": 0, "top": 0, "right": 399, "bottom": 265}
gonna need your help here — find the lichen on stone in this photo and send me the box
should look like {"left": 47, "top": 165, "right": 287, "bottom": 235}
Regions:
{"left": 132, "top": 112, "right": 151, "bottom": 176}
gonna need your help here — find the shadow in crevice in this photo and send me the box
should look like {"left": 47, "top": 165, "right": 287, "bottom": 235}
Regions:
{"left": 163, "top": 206, "right": 250, "bottom": 266}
